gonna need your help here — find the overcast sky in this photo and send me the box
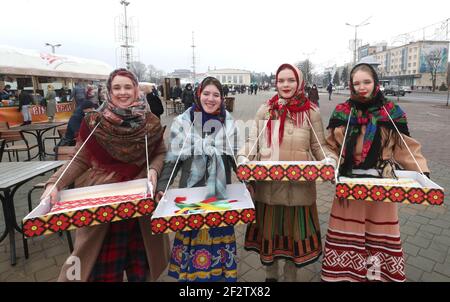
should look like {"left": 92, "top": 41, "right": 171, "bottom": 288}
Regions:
{"left": 2, "top": 0, "right": 449, "bottom": 75}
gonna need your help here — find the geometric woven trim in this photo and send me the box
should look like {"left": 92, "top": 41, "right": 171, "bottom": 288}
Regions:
{"left": 22, "top": 198, "right": 156, "bottom": 238}
{"left": 237, "top": 164, "right": 335, "bottom": 182}
{"left": 335, "top": 183, "right": 444, "bottom": 206}
{"left": 151, "top": 208, "right": 256, "bottom": 234}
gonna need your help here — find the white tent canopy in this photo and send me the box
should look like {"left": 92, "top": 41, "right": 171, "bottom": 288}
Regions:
{"left": 0, "top": 45, "right": 113, "bottom": 80}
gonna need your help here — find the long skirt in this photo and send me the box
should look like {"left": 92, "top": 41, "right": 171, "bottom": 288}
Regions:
{"left": 89, "top": 219, "right": 149, "bottom": 282}
{"left": 168, "top": 226, "right": 237, "bottom": 282}
{"left": 321, "top": 199, "right": 405, "bottom": 282}
{"left": 244, "top": 201, "right": 322, "bottom": 267}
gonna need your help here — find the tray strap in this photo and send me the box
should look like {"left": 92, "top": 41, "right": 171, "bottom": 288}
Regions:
{"left": 43, "top": 122, "right": 101, "bottom": 200}
{"left": 335, "top": 106, "right": 426, "bottom": 182}
{"left": 382, "top": 106, "right": 425, "bottom": 177}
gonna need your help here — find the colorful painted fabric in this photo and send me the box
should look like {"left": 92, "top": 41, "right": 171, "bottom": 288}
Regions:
{"left": 89, "top": 219, "right": 148, "bottom": 282}
{"left": 168, "top": 226, "right": 237, "bottom": 282}
{"left": 327, "top": 98, "right": 409, "bottom": 176}
{"left": 244, "top": 201, "right": 322, "bottom": 267}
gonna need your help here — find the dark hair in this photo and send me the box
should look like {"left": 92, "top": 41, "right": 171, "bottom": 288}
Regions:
{"left": 350, "top": 64, "right": 379, "bottom": 85}
{"left": 196, "top": 77, "right": 223, "bottom": 100}
{"left": 106, "top": 68, "right": 139, "bottom": 93}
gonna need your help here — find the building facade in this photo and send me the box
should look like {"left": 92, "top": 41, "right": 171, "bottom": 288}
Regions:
{"left": 206, "top": 68, "right": 251, "bottom": 86}
{"left": 360, "top": 41, "right": 449, "bottom": 89}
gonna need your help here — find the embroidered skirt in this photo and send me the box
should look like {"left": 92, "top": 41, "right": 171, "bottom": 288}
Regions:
{"left": 244, "top": 201, "right": 322, "bottom": 267}
{"left": 168, "top": 226, "right": 237, "bottom": 282}
{"left": 321, "top": 199, "right": 405, "bottom": 282}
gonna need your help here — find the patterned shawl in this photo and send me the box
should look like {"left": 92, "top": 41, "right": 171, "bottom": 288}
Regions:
{"left": 327, "top": 64, "right": 409, "bottom": 176}
{"left": 165, "top": 109, "right": 240, "bottom": 199}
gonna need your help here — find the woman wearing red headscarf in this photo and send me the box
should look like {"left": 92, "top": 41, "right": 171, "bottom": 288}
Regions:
{"left": 237, "top": 64, "right": 337, "bottom": 281}
{"left": 42, "top": 68, "right": 170, "bottom": 282}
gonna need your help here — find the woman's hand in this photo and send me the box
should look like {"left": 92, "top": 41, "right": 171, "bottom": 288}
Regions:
{"left": 148, "top": 168, "right": 158, "bottom": 197}
{"left": 40, "top": 184, "right": 59, "bottom": 205}
{"left": 155, "top": 191, "right": 164, "bottom": 203}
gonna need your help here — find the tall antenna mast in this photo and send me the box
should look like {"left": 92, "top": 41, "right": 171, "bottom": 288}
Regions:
{"left": 115, "top": 0, "right": 138, "bottom": 69}
{"left": 191, "top": 31, "right": 196, "bottom": 83}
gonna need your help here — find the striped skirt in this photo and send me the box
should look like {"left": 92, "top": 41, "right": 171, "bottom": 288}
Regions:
{"left": 244, "top": 201, "right": 322, "bottom": 267}
{"left": 168, "top": 226, "right": 237, "bottom": 282}
{"left": 321, "top": 199, "right": 405, "bottom": 282}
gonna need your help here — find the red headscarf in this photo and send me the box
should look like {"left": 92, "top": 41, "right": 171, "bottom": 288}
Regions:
{"left": 266, "top": 63, "right": 315, "bottom": 146}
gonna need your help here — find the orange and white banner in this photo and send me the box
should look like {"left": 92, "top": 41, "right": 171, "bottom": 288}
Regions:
{"left": 0, "top": 102, "right": 75, "bottom": 126}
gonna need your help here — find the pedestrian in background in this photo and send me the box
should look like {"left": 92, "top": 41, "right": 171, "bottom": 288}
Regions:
{"left": 18, "top": 90, "right": 33, "bottom": 125}
{"left": 181, "top": 83, "right": 195, "bottom": 111}
{"left": 327, "top": 82, "right": 333, "bottom": 101}
{"left": 45, "top": 85, "right": 57, "bottom": 122}
{"left": 308, "top": 84, "right": 320, "bottom": 107}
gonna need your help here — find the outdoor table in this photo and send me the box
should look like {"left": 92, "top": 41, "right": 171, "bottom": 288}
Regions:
{"left": 10, "top": 122, "right": 67, "bottom": 161}
{"left": 0, "top": 160, "right": 65, "bottom": 265}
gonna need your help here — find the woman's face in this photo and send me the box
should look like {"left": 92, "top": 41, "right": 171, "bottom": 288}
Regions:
{"left": 200, "top": 84, "right": 222, "bottom": 114}
{"left": 277, "top": 68, "right": 298, "bottom": 99}
{"left": 352, "top": 70, "right": 375, "bottom": 100}
{"left": 110, "top": 75, "right": 136, "bottom": 108}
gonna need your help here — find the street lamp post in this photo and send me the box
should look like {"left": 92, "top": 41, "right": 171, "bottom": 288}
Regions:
{"left": 346, "top": 17, "right": 371, "bottom": 66}
{"left": 44, "top": 43, "right": 61, "bottom": 54}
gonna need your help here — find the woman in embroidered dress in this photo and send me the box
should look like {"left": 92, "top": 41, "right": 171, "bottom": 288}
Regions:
{"left": 237, "top": 64, "right": 337, "bottom": 282}
{"left": 321, "top": 63, "right": 430, "bottom": 282}
{"left": 41, "top": 68, "right": 170, "bottom": 282}
{"left": 155, "top": 77, "right": 240, "bottom": 282}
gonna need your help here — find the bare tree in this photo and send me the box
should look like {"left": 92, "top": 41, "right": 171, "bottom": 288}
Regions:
{"left": 333, "top": 72, "right": 340, "bottom": 86}
{"left": 425, "top": 48, "right": 443, "bottom": 92}
{"left": 129, "top": 61, "right": 148, "bottom": 81}
{"left": 341, "top": 66, "right": 349, "bottom": 87}
{"left": 147, "top": 64, "right": 165, "bottom": 83}
{"left": 295, "top": 59, "right": 314, "bottom": 85}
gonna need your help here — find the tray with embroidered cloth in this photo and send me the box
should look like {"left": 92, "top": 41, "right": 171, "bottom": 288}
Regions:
{"left": 151, "top": 183, "right": 254, "bottom": 234}
{"left": 22, "top": 122, "right": 157, "bottom": 238}
{"left": 335, "top": 169, "right": 444, "bottom": 205}
{"left": 237, "top": 160, "right": 335, "bottom": 182}
{"left": 334, "top": 105, "right": 444, "bottom": 206}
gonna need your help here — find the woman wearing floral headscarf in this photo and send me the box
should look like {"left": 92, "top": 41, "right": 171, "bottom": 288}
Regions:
{"left": 42, "top": 68, "right": 170, "bottom": 282}
{"left": 237, "top": 64, "right": 337, "bottom": 282}
{"left": 156, "top": 77, "right": 240, "bottom": 282}
{"left": 321, "top": 63, "right": 429, "bottom": 282}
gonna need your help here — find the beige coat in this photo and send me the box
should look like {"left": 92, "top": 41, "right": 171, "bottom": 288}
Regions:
{"left": 327, "top": 125, "right": 429, "bottom": 174}
{"left": 46, "top": 138, "right": 170, "bottom": 282}
{"left": 237, "top": 104, "right": 337, "bottom": 206}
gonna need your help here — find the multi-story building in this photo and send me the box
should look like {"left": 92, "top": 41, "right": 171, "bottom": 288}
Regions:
{"left": 360, "top": 40, "right": 449, "bottom": 90}
{"left": 206, "top": 68, "right": 251, "bottom": 86}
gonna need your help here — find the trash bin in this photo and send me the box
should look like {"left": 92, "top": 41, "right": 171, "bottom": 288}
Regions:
{"left": 224, "top": 97, "right": 235, "bottom": 112}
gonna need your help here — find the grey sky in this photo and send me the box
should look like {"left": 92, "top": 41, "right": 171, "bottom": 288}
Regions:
{"left": 2, "top": 0, "right": 449, "bottom": 75}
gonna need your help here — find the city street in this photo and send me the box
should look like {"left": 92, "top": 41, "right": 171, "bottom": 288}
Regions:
{"left": 1, "top": 90, "right": 450, "bottom": 282}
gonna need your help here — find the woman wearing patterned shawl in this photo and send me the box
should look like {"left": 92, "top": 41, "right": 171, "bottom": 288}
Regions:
{"left": 237, "top": 64, "right": 337, "bottom": 282}
{"left": 155, "top": 77, "right": 241, "bottom": 282}
{"left": 321, "top": 63, "right": 430, "bottom": 282}
{"left": 42, "top": 68, "right": 170, "bottom": 282}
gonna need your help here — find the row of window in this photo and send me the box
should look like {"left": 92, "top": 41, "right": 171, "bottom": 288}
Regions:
{"left": 212, "top": 75, "right": 245, "bottom": 84}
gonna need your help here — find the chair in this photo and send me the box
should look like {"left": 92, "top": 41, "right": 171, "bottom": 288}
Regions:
{"left": 24, "top": 146, "right": 76, "bottom": 257}
{"left": 0, "top": 129, "right": 38, "bottom": 161}
{"left": 164, "top": 99, "right": 177, "bottom": 116}
{"left": 43, "top": 126, "right": 68, "bottom": 157}
{"left": 0, "top": 139, "right": 5, "bottom": 162}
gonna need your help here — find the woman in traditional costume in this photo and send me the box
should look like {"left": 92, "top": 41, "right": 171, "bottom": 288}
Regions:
{"left": 156, "top": 77, "right": 240, "bottom": 282}
{"left": 42, "top": 68, "right": 170, "bottom": 282}
{"left": 321, "top": 63, "right": 430, "bottom": 282}
{"left": 237, "top": 63, "right": 337, "bottom": 282}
